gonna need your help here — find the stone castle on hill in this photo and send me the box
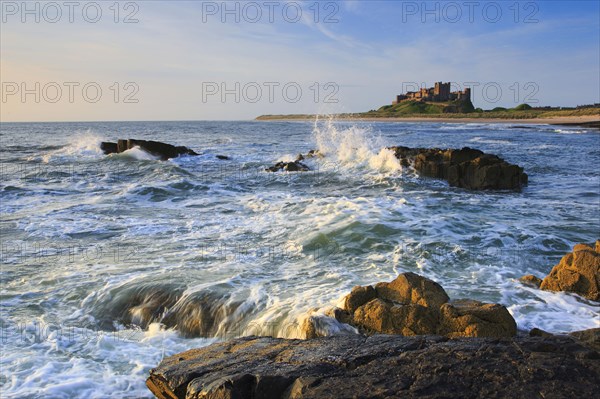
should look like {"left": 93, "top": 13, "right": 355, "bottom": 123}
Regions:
{"left": 393, "top": 82, "right": 471, "bottom": 105}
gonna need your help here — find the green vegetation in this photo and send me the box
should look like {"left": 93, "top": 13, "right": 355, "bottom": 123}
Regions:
{"left": 514, "top": 103, "right": 533, "bottom": 111}
{"left": 373, "top": 101, "right": 445, "bottom": 115}
{"left": 359, "top": 99, "right": 477, "bottom": 117}
{"left": 256, "top": 103, "right": 599, "bottom": 121}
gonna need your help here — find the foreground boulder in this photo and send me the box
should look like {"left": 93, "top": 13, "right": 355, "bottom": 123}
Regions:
{"left": 147, "top": 333, "right": 600, "bottom": 399}
{"left": 521, "top": 241, "right": 600, "bottom": 301}
{"left": 100, "top": 139, "right": 199, "bottom": 160}
{"left": 328, "top": 272, "right": 516, "bottom": 338}
{"left": 388, "top": 146, "right": 528, "bottom": 190}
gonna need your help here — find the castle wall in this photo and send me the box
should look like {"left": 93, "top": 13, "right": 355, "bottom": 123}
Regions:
{"left": 393, "top": 81, "right": 471, "bottom": 105}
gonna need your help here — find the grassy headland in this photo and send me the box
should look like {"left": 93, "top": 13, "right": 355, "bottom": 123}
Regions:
{"left": 256, "top": 101, "right": 600, "bottom": 122}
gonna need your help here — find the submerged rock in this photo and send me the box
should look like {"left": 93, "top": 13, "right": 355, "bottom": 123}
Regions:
{"left": 388, "top": 146, "right": 528, "bottom": 190}
{"left": 100, "top": 139, "right": 199, "bottom": 160}
{"left": 87, "top": 281, "right": 255, "bottom": 337}
{"left": 147, "top": 333, "right": 600, "bottom": 399}
{"left": 534, "top": 241, "right": 600, "bottom": 301}
{"left": 329, "top": 272, "right": 516, "bottom": 338}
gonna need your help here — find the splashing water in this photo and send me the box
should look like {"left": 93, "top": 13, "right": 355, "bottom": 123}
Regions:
{"left": 40, "top": 131, "right": 105, "bottom": 163}
{"left": 312, "top": 117, "right": 401, "bottom": 173}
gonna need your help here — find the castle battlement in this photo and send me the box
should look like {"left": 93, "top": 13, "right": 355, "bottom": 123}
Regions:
{"left": 393, "top": 82, "right": 471, "bottom": 104}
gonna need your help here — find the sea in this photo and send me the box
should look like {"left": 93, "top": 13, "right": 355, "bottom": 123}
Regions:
{"left": 1, "top": 119, "right": 599, "bottom": 398}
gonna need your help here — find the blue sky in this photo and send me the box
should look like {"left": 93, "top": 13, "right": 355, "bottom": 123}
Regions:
{"left": 1, "top": 0, "right": 599, "bottom": 121}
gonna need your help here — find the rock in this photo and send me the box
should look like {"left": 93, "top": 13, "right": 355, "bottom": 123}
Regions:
{"left": 127, "top": 139, "right": 199, "bottom": 160}
{"left": 305, "top": 149, "right": 323, "bottom": 158}
{"left": 539, "top": 241, "right": 600, "bottom": 301}
{"left": 100, "top": 139, "right": 199, "bottom": 160}
{"left": 300, "top": 312, "right": 357, "bottom": 339}
{"left": 529, "top": 327, "right": 554, "bottom": 338}
{"left": 387, "top": 146, "right": 528, "bottom": 190}
{"left": 265, "top": 161, "right": 310, "bottom": 172}
{"left": 100, "top": 141, "right": 118, "bottom": 154}
{"left": 528, "top": 328, "right": 600, "bottom": 352}
{"left": 147, "top": 334, "right": 600, "bottom": 399}
{"left": 519, "top": 274, "right": 543, "bottom": 288}
{"left": 117, "top": 139, "right": 128, "bottom": 153}
{"left": 336, "top": 272, "right": 516, "bottom": 338}
{"left": 342, "top": 285, "right": 376, "bottom": 313}
{"left": 216, "top": 155, "right": 230, "bottom": 160}
{"left": 438, "top": 299, "right": 517, "bottom": 338}
{"left": 353, "top": 300, "right": 439, "bottom": 336}
{"left": 374, "top": 272, "right": 449, "bottom": 308}
{"left": 569, "top": 328, "right": 600, "bottom": 351}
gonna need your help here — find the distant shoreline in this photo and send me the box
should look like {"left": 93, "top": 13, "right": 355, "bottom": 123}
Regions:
{"left": 255, "top": 115, "right": 600, "bottom": 127}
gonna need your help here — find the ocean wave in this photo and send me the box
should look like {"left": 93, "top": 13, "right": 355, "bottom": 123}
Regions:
{"left": 38, "top": 132, "right": 104, "bottom": 163}
{"left": 312, "top": 118, "right": 401, "bottom": 174}
{"left": 468, "top": 136, "right": 513, "bottom": 145}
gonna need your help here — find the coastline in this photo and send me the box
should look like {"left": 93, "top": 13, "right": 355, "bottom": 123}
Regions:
{"left": 255, "top": 115, "right": 600, "bottom": 126}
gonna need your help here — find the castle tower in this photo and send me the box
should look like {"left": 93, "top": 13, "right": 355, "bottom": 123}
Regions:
{"left": 434, "top": 82, "right": 442, "bottom": 96}
{"left": 463, "top": 88, "right": 471, "bottom": 100}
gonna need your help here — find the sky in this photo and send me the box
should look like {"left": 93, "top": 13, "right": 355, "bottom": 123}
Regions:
{"left": 1, "top": 0, "right": 599, "bottom": 122}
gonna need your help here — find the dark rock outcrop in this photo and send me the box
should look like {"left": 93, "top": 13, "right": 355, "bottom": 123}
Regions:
{"left": 266, "top": 150, "right": 322, "bottom": 172}
{"left": 266, "top": 161, "right": 310, "bottom": 172}
{"left": 388, "top": 146, "right": 528, "bottom": 190}
{"left": 100, "top": 141, "right": 118, "bottom": 154}
{"left": 523, "top": 241, "right": 600, "bottom": 301}
{"left": 147, "top": 333, "right": 600, "bottom": 399}
{"left": 100, "top": 139, "right": 199, "bottom": 160}
{"left": 330, "top": 272, "right": 516, "bottom": 338}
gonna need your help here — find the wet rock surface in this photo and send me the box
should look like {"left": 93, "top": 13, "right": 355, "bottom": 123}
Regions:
{"left": 331, "top": 272, "right": 517, "bottom": 338}
{"left": 88, "top": 282, "right": 250, "bottom": 338}
{"left": 521, "top": 241, "right": 600, "bottom": 301}
{"left": 265, "top": 161, "right": 310, "bottom": 172}
{"left": 147, "top": 332, "right": 600, "bottom": 399}
{"left": 266, "top": 150, "right": 325, "bottom": 172}
{"left": 519, "top": 274, "right": 543, "bottom": 288}
{"left": 388, "top": 146, "right": 528, "bottom": 190}
{"left": 100, "top": 139, "right": 199, "bottom": 160}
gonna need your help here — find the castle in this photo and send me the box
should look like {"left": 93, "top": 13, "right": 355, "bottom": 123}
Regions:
{"left": 393, "top": 82, "right": 471, "bottom": 104}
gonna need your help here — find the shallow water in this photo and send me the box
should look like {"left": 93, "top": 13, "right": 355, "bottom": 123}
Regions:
{"left": 1, "top": 119, "right": 599, "bottom": 398}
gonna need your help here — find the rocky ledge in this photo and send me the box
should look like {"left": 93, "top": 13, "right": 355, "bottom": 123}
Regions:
{"left": 100, "top": 139, "right": 199, "bottom": 160}
{"left": 520, "top": 240, "right": 600, "bottom": 301}
{"left": 147, "top": 330, "right": 600, "bottom": 399}
{"left": 388, "top": 146, "right": 528, "bottom": 190}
